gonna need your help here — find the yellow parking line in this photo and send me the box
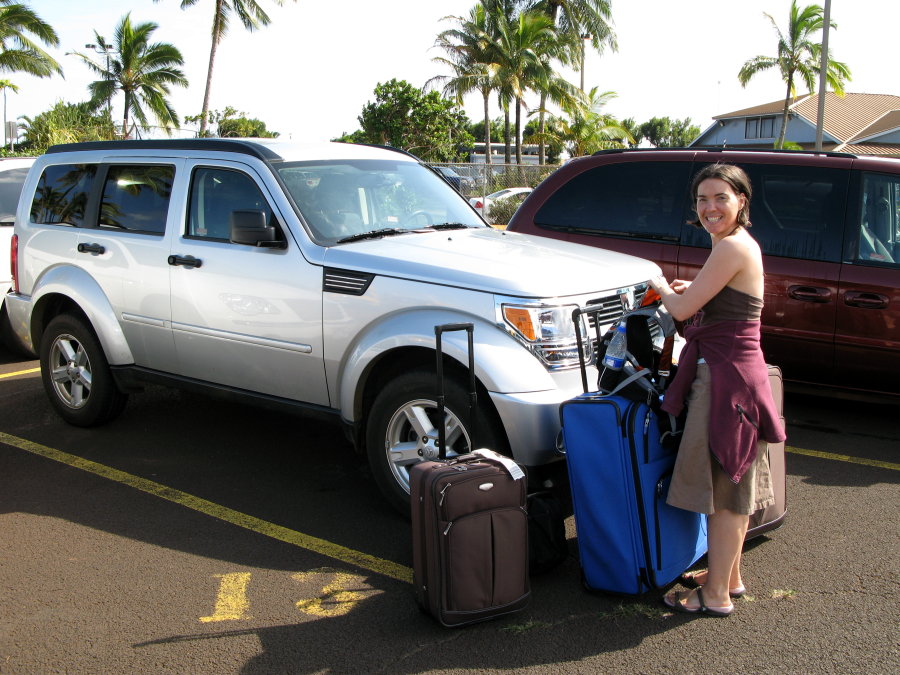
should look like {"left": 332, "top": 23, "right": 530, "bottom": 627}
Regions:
{"left": 0, "top": 431, "right": 414, "bottom": 585}
{"left": 0, "top": 367, "right": 40, "bottom": 379}
{"left": 786, "top": 445, "right": 900, "bottom": 471}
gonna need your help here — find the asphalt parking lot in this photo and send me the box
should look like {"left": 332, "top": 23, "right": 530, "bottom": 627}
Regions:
{"left": 1, "top": 350, "right": 898, "bottom": 674}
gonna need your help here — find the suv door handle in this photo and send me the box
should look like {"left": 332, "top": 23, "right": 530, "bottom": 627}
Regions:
{"left": 77, "top": 243, "right": 105, "bottom": 255}
{"left": 788, "top": 285, "right": 832, "bottom": 303}
{"left": 844, "top": 291, "right": 888, "bottom": 309}
{"left": 168, "top": 254, "right": 203, "bottom": 268}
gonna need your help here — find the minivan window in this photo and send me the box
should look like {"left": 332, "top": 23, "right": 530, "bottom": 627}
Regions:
{"left": 99, "top": 165, "right": 174, "bottom": 234}
{"left": 856, "top": 173, "right": 899, "bottom": 265}
{"left": 30, "top": 163, "right": 97, "bottom": 227}
{"left": 682, "top": 164, "right": 848, "bottom": 262}
{"left": 533, "top": 161, "right": 694, "bottom": 241}
{"left": 188, "top": 167, "right": 274, "bottom": 240}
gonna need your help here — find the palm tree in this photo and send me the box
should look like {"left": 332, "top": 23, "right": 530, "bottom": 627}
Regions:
{"left": 431, "top": 4, "right": 501, "bottom": 164}
{"left": 74, "top": 14, "right": 188, "bottom": 138}
{"left": 157, "top": 0, "right": 296, "bottom": 136}
{"left": 493, "top": 10, "right": 562, "bottom": 164}
{"left": 551, "top": 87, "right": 632, "bottom": 157}
{"left": 0, "top": 0, "right": 62, "bottom": 79}
{"left": 524, "top": 0, "right": 617, "bottom": 163}
{"left": 738, "top": 0, "right": 850, "bottom": 149}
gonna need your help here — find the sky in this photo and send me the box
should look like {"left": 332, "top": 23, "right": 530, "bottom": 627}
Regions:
{"left": 8, "top": 0, "right": 900, "bottom": 143}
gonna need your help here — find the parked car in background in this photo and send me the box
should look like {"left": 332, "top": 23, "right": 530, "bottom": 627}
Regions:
{"left": 507, "top": 148, "right": 900, "bottom": 400}
{"left": 0, "top": 157, "right": 36, "bottom": 354}
{"left": 433, "top": 165, "right": 474, "bottom": 192}
{"left": 469, "top": 187, "right": 533, "bottom": 216}
{"left": 9, "top": 139, "right": 661, "bottom": 513}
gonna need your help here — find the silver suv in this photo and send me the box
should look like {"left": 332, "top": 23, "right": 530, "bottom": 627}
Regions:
{"left": 8, "top": 139, "right": 659, "bottom": 512}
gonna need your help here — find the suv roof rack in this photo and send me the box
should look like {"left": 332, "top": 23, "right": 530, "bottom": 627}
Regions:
{"left": 46, "top": 138, "right": 285, "bottom": 161}
{"left": 590, "top": 146, "right": 858, "bottom": 159}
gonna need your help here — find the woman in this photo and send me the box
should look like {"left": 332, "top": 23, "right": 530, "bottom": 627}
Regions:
{"left": 649, "top": 163, "right": 786, "bottom": 617}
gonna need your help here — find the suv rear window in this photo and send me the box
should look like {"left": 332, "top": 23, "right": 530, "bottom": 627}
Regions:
{"left": 99, "top": 165, "right": 174, "bottom": 234}
{"left": 31, "top": 164, "right": 97, "bottom": 227}
{"left": 533, "top": 161, "right": 694, "bottom": 241}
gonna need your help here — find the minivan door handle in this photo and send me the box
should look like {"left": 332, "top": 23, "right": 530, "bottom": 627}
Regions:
{"left": 76, "top": 242, "right": 105, "bottom": 255}
{"left": 844, "top": 290, "right": 888, "bottom": 309}
{"left": 788, "top": 285, "right": 832, "bottom": 303}
{"left": 167, "top": 254, "right": 203, "bottom": 269}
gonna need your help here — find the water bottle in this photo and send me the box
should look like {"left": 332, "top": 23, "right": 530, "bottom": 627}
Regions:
{"left": 599, "top": 322, "right": 627, "bottom": 392}
{"left": 602, "top": 322, "right": 628, "bottom": 371}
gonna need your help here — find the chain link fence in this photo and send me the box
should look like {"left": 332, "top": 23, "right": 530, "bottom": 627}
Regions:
{"left": 431, "top": 162, "right": 561, "bottom": 200}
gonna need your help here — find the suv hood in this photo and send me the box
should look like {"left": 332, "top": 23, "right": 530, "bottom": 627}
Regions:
{"left": 322, "top": 227, "right": 660, "bottom": 298}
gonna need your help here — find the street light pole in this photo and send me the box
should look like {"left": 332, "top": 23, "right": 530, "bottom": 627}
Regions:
{"left": 85, "top": 43, "right": 115, "bottom": 117}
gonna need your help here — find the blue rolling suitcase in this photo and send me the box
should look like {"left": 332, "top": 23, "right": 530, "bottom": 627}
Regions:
{"left": 560, "top": 301, "right": 707, "bottom": 595}
{"left": 561, "top": 393, "right": 707, "bottom": 595}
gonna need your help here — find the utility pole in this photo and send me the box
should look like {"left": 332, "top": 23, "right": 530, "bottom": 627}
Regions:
{"left": 815, "top": 0, "right": 832, "bottom": 151}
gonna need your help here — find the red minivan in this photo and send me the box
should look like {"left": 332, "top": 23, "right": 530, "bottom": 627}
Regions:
{"left": 507, "top": 148, "right": 900, "bottom": 399}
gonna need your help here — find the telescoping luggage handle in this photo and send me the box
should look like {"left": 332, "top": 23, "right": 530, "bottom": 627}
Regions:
{"left": 434, "top": 323, "right": 476, "bottom": 460}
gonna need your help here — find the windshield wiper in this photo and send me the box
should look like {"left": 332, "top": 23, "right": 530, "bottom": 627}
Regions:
{"left": 337, "top": 228, "right": 408, "bottom": 243}
{"left": 428, "top": 222, "right": 471, "bottom": 230}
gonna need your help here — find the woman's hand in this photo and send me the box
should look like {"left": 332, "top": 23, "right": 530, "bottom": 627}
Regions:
{"left": 649, "top": 275, "right": 669, "bottom": 293}
{"left": 670, "top": 278, "right": 691, "bottom": 294}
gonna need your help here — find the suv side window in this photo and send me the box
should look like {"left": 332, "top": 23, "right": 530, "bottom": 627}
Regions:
{"left": 30, "top": 163, "right": 97, "bottom": 227}
{"left": 187, "top": 167, "right": 274, "bottom": 241}
{"left": 855, "top": 173, "right": 899, "bottom": 266}
{"left": 98, "top": 165, "right": 174, "bottom": 234}
{"left": 533, "top": 161, "right": 693, "bottom": 241}
{"left": 683, "top": 164, "right": 848, "bottom": 262}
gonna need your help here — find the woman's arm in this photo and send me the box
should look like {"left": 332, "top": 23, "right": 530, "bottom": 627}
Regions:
{"left": 649, "top": 238, "right": 747, "bottom": 320}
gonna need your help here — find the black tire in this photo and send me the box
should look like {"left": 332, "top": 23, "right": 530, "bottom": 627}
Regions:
{"left": 39, "top": 314, "right": 128, "bottom": 427}
{"left": 365, "top": 368, "right": 507, "bottom": 516}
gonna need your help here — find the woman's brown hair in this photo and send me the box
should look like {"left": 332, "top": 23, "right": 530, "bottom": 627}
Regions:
{"left": 689, "top": 163, "right": 752, "bottom": 228}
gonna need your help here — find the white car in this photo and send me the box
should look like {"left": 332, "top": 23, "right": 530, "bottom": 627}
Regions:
{"left": 0, "top": 157, "right": 36, "bottom": 353}
{"left": 468, "top": 187, "right": 532, "bottom": 217}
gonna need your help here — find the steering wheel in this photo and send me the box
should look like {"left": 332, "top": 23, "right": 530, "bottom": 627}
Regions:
{"left": 403, "top": 210, "right": 434, "bottom": 228}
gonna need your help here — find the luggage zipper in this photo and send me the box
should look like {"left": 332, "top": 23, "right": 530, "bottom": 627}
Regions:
{"left": 439, "top": 483, "right": 451, "bottom": 506}
{"left": 736, "top": 404, "right": 759, "bottom": 430}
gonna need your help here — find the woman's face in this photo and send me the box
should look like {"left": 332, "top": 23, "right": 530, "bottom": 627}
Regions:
{"left": 695, "top": 177, "right": 745, "bottom": 237}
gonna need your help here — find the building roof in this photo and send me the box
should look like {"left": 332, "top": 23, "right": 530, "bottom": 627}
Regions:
{"left": 714, "top": 93, "right": 900, "bottom": 148}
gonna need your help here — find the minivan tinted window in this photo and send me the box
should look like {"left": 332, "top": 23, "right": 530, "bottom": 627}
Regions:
{"left": 855, "top": 172, "right": 899, "bottom": 265}
{"left": 533, "top": 161, "right": 694, "bottom": 241}
{"left": 682, "top": 164, "right": 848, "bottom": 262}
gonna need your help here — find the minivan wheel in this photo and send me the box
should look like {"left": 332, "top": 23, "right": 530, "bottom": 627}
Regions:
{"left": 40, "top": 314, "right": 128, "bottom": 427}
{"left": 365, "top": 369, "right": 506, "bottom": 516}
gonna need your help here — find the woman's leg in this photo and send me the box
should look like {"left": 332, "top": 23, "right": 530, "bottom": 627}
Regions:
{"left": 704, "top": 508, "right": 749, "bottom": 606}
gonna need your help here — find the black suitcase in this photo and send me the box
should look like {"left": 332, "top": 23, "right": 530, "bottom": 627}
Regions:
{"left": 410, "top": 323, "right": 530, "bottom": 627}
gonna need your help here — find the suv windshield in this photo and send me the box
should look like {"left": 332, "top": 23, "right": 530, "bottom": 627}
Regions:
{"left": 277, "top": 159, "right": 485, "bottom": 245}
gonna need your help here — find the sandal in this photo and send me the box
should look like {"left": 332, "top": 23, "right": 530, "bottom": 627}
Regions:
{"left": 663, "top": 587, "right": 734, "bottom": 618}
{"left": 679, "top": 570, "right": 746, "bottom": 598}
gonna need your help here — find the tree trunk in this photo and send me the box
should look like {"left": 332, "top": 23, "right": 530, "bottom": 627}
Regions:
{"left": 515, "top": 98, "right": 522, "bottom": 165}
{"left": 538, "top": 92, "right": 547, "bottom": 165}
{"left": 504, "top": 105, "right": 511, "bottom": 164}
{"left": 777, "top": 75, "right": 793, "bottom": 149}
{"left": 483, "top": 91, "right": 491, "bottom": 166}
{"left": 122, "top": 90, "right": 131, "bottom": 140}
{"left": 200, "top": 4, "right": 224, "bottom": 136}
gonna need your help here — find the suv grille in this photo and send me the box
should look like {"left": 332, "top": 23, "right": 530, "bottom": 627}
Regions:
{"left": 584, "top": 284, "right": 648, "bottom": 331}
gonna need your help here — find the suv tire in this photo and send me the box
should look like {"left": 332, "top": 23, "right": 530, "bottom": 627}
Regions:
{"left": 365, "top": 368, "right": 505, "bottom": 515}
{"left": 40, "top": 314, "right": 128, "bottom": 427}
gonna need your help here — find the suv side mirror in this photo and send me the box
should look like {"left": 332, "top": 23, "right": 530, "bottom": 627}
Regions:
{"left": 230, "top": 210, "right": 285, "bottom": 248}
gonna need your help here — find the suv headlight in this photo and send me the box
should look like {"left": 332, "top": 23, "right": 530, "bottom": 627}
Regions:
{"left": 497, "top": 299, "right": 591, "bottom": 369}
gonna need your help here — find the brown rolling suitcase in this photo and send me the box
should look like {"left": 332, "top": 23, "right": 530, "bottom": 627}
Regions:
{"left": 747, "top": 364, "right": 787, "bottom": 539}
{"left": 410, "top": 323, "right": 530, "bottom": 627}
